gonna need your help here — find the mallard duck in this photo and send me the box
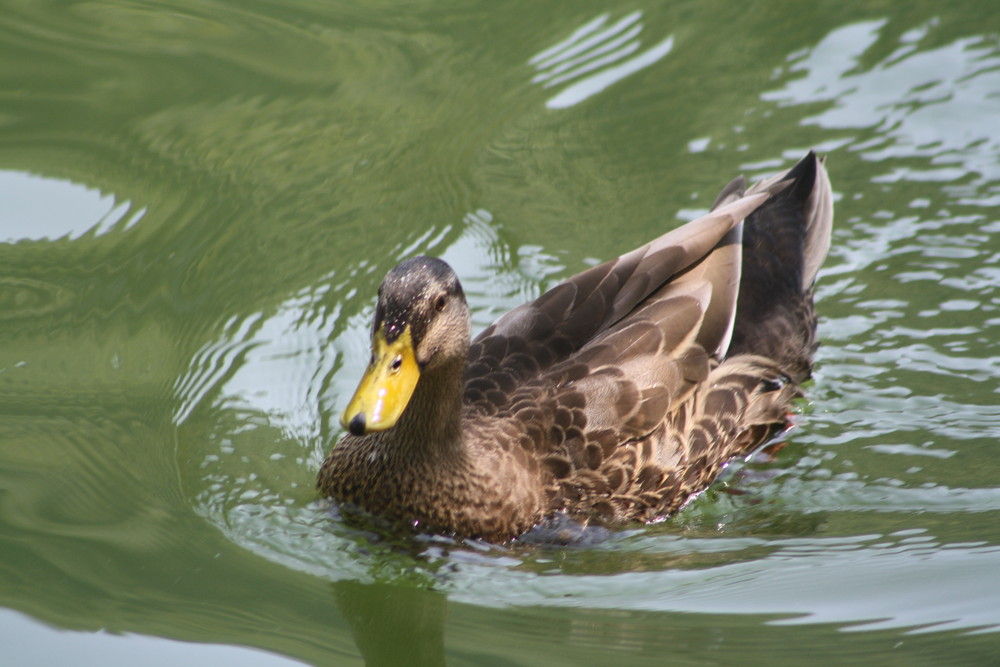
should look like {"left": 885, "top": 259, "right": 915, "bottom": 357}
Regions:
{"left": 318, "top": 152, "right": 833, "bottom": 543}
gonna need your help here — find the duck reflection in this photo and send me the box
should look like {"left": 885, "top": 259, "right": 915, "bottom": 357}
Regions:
{"left": 333, "top": 580, "right": 447, "bottom": 667}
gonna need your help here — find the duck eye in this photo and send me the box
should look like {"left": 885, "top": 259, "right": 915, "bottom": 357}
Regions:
{"left": 390, "top": 355, "right": 403, "bottom": 372}
{"left": 434, "top": 295, "right": 447, "bottom": 312}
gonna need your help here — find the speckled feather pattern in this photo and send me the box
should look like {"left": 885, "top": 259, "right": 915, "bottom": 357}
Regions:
{"left": 318, "top": 153, "right": 833, "bottom": 542}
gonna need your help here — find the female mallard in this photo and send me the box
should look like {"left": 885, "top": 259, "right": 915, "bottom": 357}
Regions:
{"left": 318, "top": 152, "right": 833, "bottom": 542}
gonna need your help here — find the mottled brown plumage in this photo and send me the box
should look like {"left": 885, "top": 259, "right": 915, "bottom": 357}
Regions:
{"left": 318, "top": 152, "right": 833, "bottom": 542}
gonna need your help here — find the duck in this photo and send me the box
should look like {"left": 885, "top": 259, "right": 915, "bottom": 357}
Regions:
{"left": 318, "top": 152, "right": 833, "bottom": 543}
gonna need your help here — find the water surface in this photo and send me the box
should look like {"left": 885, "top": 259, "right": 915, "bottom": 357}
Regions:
{"left": 2, "top": 1, "right": 1000, "bottom": 664}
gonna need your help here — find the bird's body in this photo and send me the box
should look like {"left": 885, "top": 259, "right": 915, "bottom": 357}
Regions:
{"left": 318, "top": 152, "right": 833, "bottom": 543}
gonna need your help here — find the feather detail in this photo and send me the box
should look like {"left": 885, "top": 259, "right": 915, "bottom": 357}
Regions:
{"left": 318, "top": 152, "right": 833, "bottom": 542}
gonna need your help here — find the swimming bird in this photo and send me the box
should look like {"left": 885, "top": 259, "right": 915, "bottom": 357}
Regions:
{"left": 318, "top": 152, "right": 833, "bottom": 543}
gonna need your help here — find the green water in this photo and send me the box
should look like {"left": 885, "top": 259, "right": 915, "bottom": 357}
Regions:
{"left": 2, "top": 1, "right": 1000, "bottom": 664}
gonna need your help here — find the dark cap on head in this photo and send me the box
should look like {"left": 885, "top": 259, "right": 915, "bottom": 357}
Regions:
{"left": 374, "top": 256, "right": 465, "bottom": 344}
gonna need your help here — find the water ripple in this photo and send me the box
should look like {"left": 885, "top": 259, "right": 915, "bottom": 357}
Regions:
{"left": 5, "top": 1, "right": 1000, "bottom": 660}
{"left": 765, "top": 18, "right": 1000, "bottom": 190}
{"left": 529, "top": 12, "right": 674, "bottom": 109}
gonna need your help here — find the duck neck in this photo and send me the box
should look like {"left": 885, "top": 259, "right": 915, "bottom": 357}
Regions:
{"left": 386, "top": 355, "right": 467, "bottom": 464}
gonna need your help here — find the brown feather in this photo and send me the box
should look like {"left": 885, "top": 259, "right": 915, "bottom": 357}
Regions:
{"left": 318, "top": 152, "right": 833, "bottom": 542}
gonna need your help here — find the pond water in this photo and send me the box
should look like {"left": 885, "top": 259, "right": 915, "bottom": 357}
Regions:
{"left": 2, "top": 1, "right": 1000, "bottom": 665}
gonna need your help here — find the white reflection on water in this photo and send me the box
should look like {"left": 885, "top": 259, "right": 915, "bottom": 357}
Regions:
{"left": 0, "top": 170, "right": 145, "bottom": 242}
{"left": 529, "top": 12, "right": 674, "bottom": 110}
{"left": 0, "top": 609, "right": 301, "bottom": 667}
{"left": 443, "top": 530, "right": 1000, "bottom": 635}
{"left": 764, "top": 18, "right": 1000, "bottom": 193}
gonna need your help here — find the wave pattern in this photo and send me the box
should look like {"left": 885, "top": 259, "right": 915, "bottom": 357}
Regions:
{"left": 3, "top": 1, "right": 1000, "bottom": 664}
{"left": 529, "top": 12, "right": 674, "bottom": 109}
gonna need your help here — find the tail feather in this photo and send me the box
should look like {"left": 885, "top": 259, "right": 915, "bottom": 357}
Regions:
{"left": 727, "top": 152, "right": 833, "bottom": 381}
{"left": 801, "top": 155, "right": 834, "bottom": 290}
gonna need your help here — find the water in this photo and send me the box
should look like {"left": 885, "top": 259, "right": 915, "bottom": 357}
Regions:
{"left": 2, "top": 1, "right": 999, "bottom": 664}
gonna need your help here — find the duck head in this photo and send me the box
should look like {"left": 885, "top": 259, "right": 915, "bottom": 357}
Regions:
{"left": 340, "top": 256, "right": 470, "bottom": 435}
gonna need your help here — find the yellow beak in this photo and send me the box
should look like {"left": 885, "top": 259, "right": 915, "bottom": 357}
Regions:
{"left": 340, "top": 326, "right": 420, "bottom": 435}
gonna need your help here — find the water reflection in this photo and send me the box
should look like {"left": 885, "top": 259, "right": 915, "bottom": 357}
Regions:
{"left": 529, "top": 12, "right": 674, "bottom": 109}
{"left": 333, "top": 581, "right": 447, "bottom": 667}
{"left": 764, "top": 18, "right": 1000, "bottom": 192}
{"left": 3, "top": 0, "right": 1000, "bottom": 663}
{"left": 0, "top": 171, "right": 144, "bottom": 242}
